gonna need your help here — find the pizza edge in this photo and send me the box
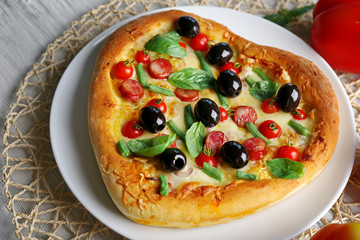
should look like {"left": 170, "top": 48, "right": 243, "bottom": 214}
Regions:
{"left": 88, "top": 10, "right": 339, "bottom": 227}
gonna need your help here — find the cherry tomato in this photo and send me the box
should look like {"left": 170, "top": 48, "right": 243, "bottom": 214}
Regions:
{"left": 190, "top": 33, "right": 209, "bottom": 51}
{"left": 135, "top": 50, "right": 150, "bottom": 64}
{"left": 275, "top": 146, "right": 299, "bottom": 161}
{"left": 146, "top": 98, "right": 167, "bottom": 114}
{"left": 219, "top": 62, "right": 241, "bottom": 74}
{"left": 179, "top": 42, "right": 187, "bottom": 51}
{"left": 258, "top": 120, "right": 282, "bottom": 139}
{"left": 219, "top": 107, "right": 228, "bottom": 122}
{"left": 243, "top": 137, "right": 267, "bottom": 161}
{"left": 313, "top": 0, "right": 360, "bottom": 19}
{"left": 174, "top": 88, "right": 199, "bottom": 102}
{"left": 232, "top": 106, "right": 257, "bottom": 128}
{"left": 310, "top": 223, "right": 360, "bottom": 240}
{"left": 113, "top": 60, "right": 133, "bottom": 79}
{"left": 148, "top": 58, "right": 173, "bottom": 79}
{"left": 122, "top": 120, "right": 144, "bottom": 138}
{"left": 195, "top": 152, "right": 217, "bottom": 168}
{"left": 119, "top": 79, "right": 144, "bottom": 102}
{"left": 291, "top": 108, "right": 306, "bottom": 120}
{"left": 261, "top": 99, "right": 280, "bottom": 114}
{"left": 311, "top": 3, "right": 360, "bottom": 73}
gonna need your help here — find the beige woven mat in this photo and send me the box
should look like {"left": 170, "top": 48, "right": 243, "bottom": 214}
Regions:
{"left": 2, "top": 0, "right": 360, "bottom": 239}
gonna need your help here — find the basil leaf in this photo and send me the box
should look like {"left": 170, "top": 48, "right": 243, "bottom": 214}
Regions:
{"left": 236, "top": 171, "right": 258, "bottom": 181}
{"left": 168, "top": 68, "right": 214, "bottom": 90}
{"left": 127, "top": 134, "right": 176, "bottom": 157}
{"left": 264, "top": 4, "right": 314, "bottom": 27}
{"left": 185, "top": 122, "right": 206, "bottom": 158}
{"left": 266, "top": 158, "right": 305, "bottom": 179}
{"left": 162, "top": 31, "right": 181, "bottom": 41}
{"left": 144, "top": 32, "right": 186, "bottom": 58}
{"left": 248, "top": 80, "right": 279, "bottom": 101}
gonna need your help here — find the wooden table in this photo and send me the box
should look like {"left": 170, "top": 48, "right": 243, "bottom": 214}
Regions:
{"left": 0, "top": 1, "right": 105, "bottom": 239}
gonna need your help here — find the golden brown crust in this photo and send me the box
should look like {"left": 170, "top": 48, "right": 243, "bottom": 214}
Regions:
{"left": 88, "top": 10, "right": 339, "bottom": 227}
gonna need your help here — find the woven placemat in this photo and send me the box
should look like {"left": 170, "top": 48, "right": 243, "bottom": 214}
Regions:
{"left": 2, "top": 0, "right": 360, "bottom": 239}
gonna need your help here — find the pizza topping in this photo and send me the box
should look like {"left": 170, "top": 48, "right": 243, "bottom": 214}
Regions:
{"left": 201, "top": 162, "right": 224, "bottom": 182}
{"left": 236, "top": 171, "right": 258, "bottom": 181}
{"left": 113, "top": 60, "right": 134, "bottom": 79}
{"left": 148, "top": 58, "right": 173, "bottom": 79}
{"left": 119, "top": 79, "right": 144, "bottom": 102}
{"left": 116, "top": 140, "right": 130, "bottom": 157}
{"left": 178, "top": 42, "right": 187, "bottom": 51}
{"left": 216, "top": 70, "right": 242, "bottom": 98}
{"left": 288, "top": 119, "right": 309, "bottom": 136}
{"left": 168, "top": 68, "right": 213, "bottom": 90}
{"left": 275, "top": 146, "right": 299, "bottom": 161}
{"left": 258, "top": 120, "right": 282, "bottom": 139}
{"left": 291, "top": 108, "right": 306, "bottom": 120}
{"left": 207, "top": 42, "right": 233, "bottom": 66}
{"left": 219, "top": 107, "right": 228, "bottom": 122}
{"left": 204, "top": 131, "right": 228, "bottom": 155}
{"left": 174, "top": 88, "right": 199, "bottom": 102}
{"left": 232, "top": 105, "right": 257, "bottom": 128}
{"left": 161, "top": 148, "right": 187, "bottom": 172}
{"left": 146, "top": 98, "right": 167, "bottom": 114}
{"left": 276, "top": 83, "right": 301, "bottom": 112}
{"left": 176, "top": 15, "right": 200, "bottom": 38}
{"left": 159, "top": 175, "right": 169, "bottom": 196}
{"left": 245, "top": 122, "right": 272, "bottom": 145}
{"left": 127, "top": 134, "right": 177, "bottom": 157}
{"left": 219, "top": 61, "right": 241, "bottom": 74}
{"left": 135, "top": 50, "right": 150, "bottom": 64}
{"left": 261, "top": 99, "right": 280, "bottom": 114}
{"left": 144, "top": 31, "right": 186, "bottom": 58}
{"left": 135, "top": 64, "right": 149, "bottom": 88}
{"left": 148, "top": 83, "right": 174, "bottom": 96}
{"left": 194, "top": 98, "right": 221, "bottom": 128}
{"left": 167, "top": 120, "right": 186, "bottom": 141}
{"left": 121, "top": 120, "right": 144, "bottom": 138}
{"left": 184, "top": 104, "right": 195, "bottom": 129}
{"left": 185, "top": 122, "right": 207, "bottom": 158}
{"left": 221, "top": 141, "right": 249, "bottom": 169}
{"left": 173, "top": 165, "right": 194, "bottom": 177}
{"left": 266, "top": 158, "right": 305, "bottom": 179}
{"left": 245, "top": 71, "right": 279, "bottom": 101}
{"left": 196, "top": 151, "right": 217, "bottom": 168}
{"left": 190, "top": 32, "right": 209, "bottom": 51}
{"left": 139, "top": 106, "right": 166, "bottom": 133}
{"left": 157, "top": 134, "right": 177, "bottom": 148}
{"left": 243, "top": 137, "right": 267, "bottom": 161}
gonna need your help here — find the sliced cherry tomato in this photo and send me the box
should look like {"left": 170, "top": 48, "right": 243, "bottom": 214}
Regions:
{"left": 190, "top": 33, "right": 209, "bottom": 51}
{"left": 179, "top": 42, "right": 187, "bottom": 51}
{"left": 146, "top": 98, "right": 167, "bottom": 114}
{"left": 148, "top": 58, "right": 173, "bottom": 79}
{"left": 219, "top": 107, "right": 228, "bottom": 122}
{"left": 204, "top": 131, "right": 229, "bottom": 155}
{"left": 113, "top": 60, "right": 133, "bottom": 79}
{"left": 258, "top": 120, "right": 282, "bottom": 139}
{"left": 242, "top": 137, "right": 267, "bottom": 161}
{"left": 174, "top": 88, "right": 199, "bottom": 102}
{"left": 122, "top": 120, "right": 144, "bottom": 138}
{"left": 275, "top": 146, "right": 299, "bottom": 161}
{"left": 261, "top": 99, "right": 280, "bottom": 114}
{"left": 219, "top": 62, "right": 241, "bottom": 74}
{"left": 135, "top": 50, "right": 150, "bottom": 64}
{"left": 119, "top": 79, "right": 144, "bottom": 102}
{"left": 232, "top": 106, "right": 257, "bottom": 128}
{"left": 291, "top": 108, "right": 306, "bottom": 120}
{"left": 195, "top": 152, "right": 217, "bottom": 168}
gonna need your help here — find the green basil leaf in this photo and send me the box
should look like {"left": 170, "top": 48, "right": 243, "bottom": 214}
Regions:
{"left": 185, "top": 122, "right": 206, "bottom": 158}
{"left": 266, "top": 158, "right": 305, "bottom": 179}
{"left": 287, "top": 4, "right": 315, "bottom": 17}
{"left": 249, "top": 80, "right": 279, "bottom": 101}
{"left": 144, "top": 32, "right": 186, "bottom": 58}
{"left": 168, "top": 68, "right": 214, "bottom": 90}
{"left": 264, "top": 4, "right": 314, "bottom": 27}
{"left": 127, "top": 134, "right": 176, "bottom": 157}
{"left": 236, "top": 171, "right": 258, "bottom": 181}
{"left": 264, "top": 14, "right": 292, "bottom": 27}
{"left": 162, "top": 31, "right": 181, "bottom": 41}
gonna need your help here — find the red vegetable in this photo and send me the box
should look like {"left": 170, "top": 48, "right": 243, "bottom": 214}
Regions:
{"left": 219, "top": 62, "right": 241, "bottom": 74}
{"left": 275, "top": 146, "right": 299, "bottom": 161}
{"left": 146, "top": 99, "right": 167, "bottom": 114}
{"left": 135, "top": 51, "right": 150, "bottom": 64}
{"left": 258, "top": 120, "right": 282, "bottom": 139}
{"left": 261, "top": 99, "right": 280, "bottom": 114}
{"left": 122, "top": 120, "right": 144, "bottom": 138}
{"left": 113, "top": 60, "right": 133, "bottom": 79}
{"left": 310, "top": 223, "right": 360, "bottom": 240}
{"left": 179, "top": 42, "right": 187, "bottom": 51}
{"left": 190, "top": 33, "right": 209, "bottom": 51}
{"left": 291, "top": 108, "right": 306, "bottom": 120}
{"left": 195, "top": 152, "right": 217, "bottom": 168}
{"left": 310, "top": 2, "right": 360, "bottom": 73}
{"left": 219, "top": 107, "right": 228, "bottom": 122}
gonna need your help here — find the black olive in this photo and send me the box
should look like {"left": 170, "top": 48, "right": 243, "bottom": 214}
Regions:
{"left": 276, "top": 83, "right": 301, "bottom": 112}
{"left": 217, "top": 70, "right": 242, "bottom": 97}
{"left": 139, "top": 106, "right": 166, "bottom": 133}
{"left": 161, "top": 148, "right": 187, "bottom": 172}
{"left": 176, "top": 15, "right": 200, "bottom": 38}
{"left": 221, "top": 141, "right": 249, "bottom": 169}
{"left": 207, "top": 42, "right": 233, "bottom": 66}
{"left": 194, "top": 98, "right": 221, "bottom": 128}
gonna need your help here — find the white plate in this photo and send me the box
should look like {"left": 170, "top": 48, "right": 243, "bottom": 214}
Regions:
{"left": 50, "top": 6, "right": 356, "bottom": 240}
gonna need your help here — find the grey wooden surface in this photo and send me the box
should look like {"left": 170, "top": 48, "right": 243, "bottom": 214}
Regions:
{"left": 0, "top": 0, "right": 106, "bottom": 239}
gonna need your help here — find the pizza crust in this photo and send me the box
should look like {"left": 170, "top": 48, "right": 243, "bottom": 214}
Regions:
{"left": 88, "top": 10, "right": 339, "bottom": 227}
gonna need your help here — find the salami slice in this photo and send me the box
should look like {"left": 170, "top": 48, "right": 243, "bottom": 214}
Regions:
{"left": 232, "top": 106, "right": 257, "bottom": 128}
